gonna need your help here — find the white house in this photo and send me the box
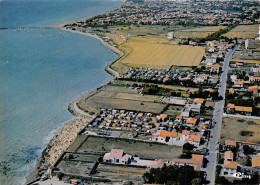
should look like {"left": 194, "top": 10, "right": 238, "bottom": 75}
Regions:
{"left": 222, "top": 160, "right": 237, "bottom": 177}
{"left": 103, "top": 149, "right": 132, "bottom": 165}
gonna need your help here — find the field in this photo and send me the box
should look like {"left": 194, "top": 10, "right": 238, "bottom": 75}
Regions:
{"left": 221, "top": 117, "right": 260, "bottom": 144}
{"left": 77, "top": 85, "right": 167, "bottom": 114}
{"left": 120, "top": 42, "right": 205, "bottom": 69}
{"left": 75, "top": 135, "right": 182, "bottom": 159}
{"left": 174, "top": 26, "right": 227, "bottom": 38}
{"left": 223, "top": 24, "right": 259, "bottom": 39}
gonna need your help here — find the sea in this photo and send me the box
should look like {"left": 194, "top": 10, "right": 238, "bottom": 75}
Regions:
{"left": 0, "top": 0, "right": 121, "bottom": 184}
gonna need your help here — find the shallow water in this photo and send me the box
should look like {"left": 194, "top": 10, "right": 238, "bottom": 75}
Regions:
{"left": 0, "top": 0, "right": 121, "bottom": 184}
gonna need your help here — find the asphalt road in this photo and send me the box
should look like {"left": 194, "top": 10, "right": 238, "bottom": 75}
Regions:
{"left": 205, "top": 44, "right": 240, "bottom": 185}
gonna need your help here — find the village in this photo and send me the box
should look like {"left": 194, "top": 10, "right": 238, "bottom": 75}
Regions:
{"left": 28, "top": 0, "right": 260, "bottom": 184}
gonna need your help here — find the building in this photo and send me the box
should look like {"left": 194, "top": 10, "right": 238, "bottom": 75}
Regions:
{"left": 252, "top": 156, "right": 260, "bottom": 174}
{"left": 185, "top": 135, "right": 201, "bottom": 147}
{"left": 181, "top": 104, "right": 202, "bottom": 117}
{"left": 222, "top": 160, "right": 237, "bottom": 176}
{"left": 167, "top": 32, "right": 174, "bottom": 39}
{"left": 245, "top": 39, "right": 250, "bottom": 49}
{"left": 152, "top": 131, "right": 183, "bottom": 146}
{"left": 225, "top": 140, "right": 237, "bottom": 148}
{"left": 224, "top": 151, "right": 234, "bottom": 161}
{"left": 171, "top": 154, "right": 204, "bottom": 171}
{"left": 103, "top": 149, "right": 132, "bottom": 165}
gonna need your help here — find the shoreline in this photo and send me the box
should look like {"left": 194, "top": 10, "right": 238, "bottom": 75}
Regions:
{"left": 25, "top": 16, "right": 126, "bottom": 185}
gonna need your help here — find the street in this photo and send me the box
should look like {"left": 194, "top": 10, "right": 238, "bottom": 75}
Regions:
{"left": 205, "top": 44, "right": 240, "bottom": 185}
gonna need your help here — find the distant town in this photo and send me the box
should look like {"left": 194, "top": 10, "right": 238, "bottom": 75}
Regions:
{"left": 29, "top": 0, "right": 260, "bottom": 185}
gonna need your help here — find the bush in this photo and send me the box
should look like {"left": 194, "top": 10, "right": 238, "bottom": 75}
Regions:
{"left": 240, "top": 130, "right": 253, "bottom": 137}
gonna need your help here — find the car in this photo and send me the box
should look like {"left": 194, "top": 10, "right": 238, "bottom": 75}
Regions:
{"left": 40, "top": 175, "right": 48, "bottom": 181}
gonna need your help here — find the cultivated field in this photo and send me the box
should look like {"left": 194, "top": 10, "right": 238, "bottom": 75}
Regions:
{"left": 223, "top": 24, "right": 259, "bottom": 39}
{"left": 120, "top": 42, "right": 205, "bottom": 69}
{"left": 221, "top": 117, "right": 260, "bottom": 144}
{"left": 174, "top": 26, "right": 227, "bottom": 38}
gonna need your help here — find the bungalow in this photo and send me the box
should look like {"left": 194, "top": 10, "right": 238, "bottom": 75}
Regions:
{"left": 225, "top": 140, "right": 237, "bottom": 148}
{"left": 210, "top": 64, "right": 221, "bottom": 73}
{"left": 171, "top": 154, "right": 204, "bottom": 171}
{"left": 252, "top": 156, "right": 260, "bottom": 174}
{"left": 224, "top": 151, "right": 234, "bottom": 161}
{"left": 249, "top": 76, "right": 260, "bottom": 82}
{"left": 185, "top": 135, "right": 201, "bottom": 147}
{"left": 234, "top": 106, "right": 253, "bottom": 116}
{"left": 185, "top": 118, "right": 198, "bottom": 126}
{"left": 251, "top": 68, "right": 260, "bottom": 73}
{"left": 222, "top": 160, "right": 237, "bottom": 176}
{"left": 182, "top": 130, "right": 191, "bottom": 139}
{"left": 158, "top": 114, "right": 168, "bottom": 122}
{"left": 248, "top": 85, "right": 258, "bottom": 93}
{"left": 152, "top": 131, "right": 183, "bottom": 146}
{"left": 103, "top": 149, "right": 132, "bottom": 165}
{"left": 205, "top": 56, "right": 217, "bottom": 63}
{"left": 193, "top": 98, "right": 205, "bottom": 106}
{"left": 181, "top": 104, "right": 202, "bottom": 117}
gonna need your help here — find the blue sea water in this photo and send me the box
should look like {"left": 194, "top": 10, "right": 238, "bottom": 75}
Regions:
{"left": 0, "top": 0, "right": 121, "bottom": 184}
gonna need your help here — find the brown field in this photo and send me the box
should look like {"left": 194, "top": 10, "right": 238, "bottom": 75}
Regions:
{"left": 120, "top": 42, "right": 205, "bottom": 69}
{"left": 223, "top": 24, "right": 259, "bottom": 39}
{"left": 221, "top": 117, "right": 260, "bottom": 144}
{"left": 77, "top": 85, "right": 167, "bottom": 114}
{"left": 174, "top": 26, "right": 227, "bottom": 38}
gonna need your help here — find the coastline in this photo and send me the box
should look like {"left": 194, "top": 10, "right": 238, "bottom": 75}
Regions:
{"left": 25, "top": 17, "right": 126, "bottom": 185}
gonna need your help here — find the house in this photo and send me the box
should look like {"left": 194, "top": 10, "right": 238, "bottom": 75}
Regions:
{"left": 185, "top": 135, "right": 201, "bottom": 147}
{"left": 182, "top": 130, "right": 191, "bottom": 139}
{"left": 158, "top": 114, "right": 168, "bottom": 122}
{"left": 193, "top": 98, "right": 205, "bottom": 106}
{"left": 171, "top": 154, "right": 204, "bottom": 171}
{"left": 185, "top": 118, "right": 198, "bottom": 126}
{"left": 248, "top": 85, "right": 259, "bottom": 93}
{"left": 226, "top": 103, "right": 235, "bottom": 114}
{"left": 234, "top": 106, "right": 253, "bottom": 116}
{"left": 103, "top": 149, "right": 132, "bottom": 165}
{"left": 152, "top": 131, "right": 183, "bottom": 145}
{"left": 205, "top": 57, "right": 217, "bottom": 63}
{"left": 210, "top": 64, "right": 221, "bottom": 73}
{"left": 249, "top": 76, "right": 260, "bottom": 82}
{"left": 252, "top": 156, "right": 260, "bottom": 174}
{"left": 224, "top": 151, "right": 234, "bottom": 161}
{"left": 181, "top": 104, "right": 202, "bottom": 117}
{"left": 222, "top": 160, "right": 237, "bottom": 176}
{"left": 225, "top": 140, "right": 237, "bottom": 148}
{"left": 251, "top": 68, "right": 260, "bottom": 73}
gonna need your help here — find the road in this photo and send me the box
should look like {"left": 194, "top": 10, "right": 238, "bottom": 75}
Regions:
{"left": 205, "top": 44, "right": 239, "bottom": 185}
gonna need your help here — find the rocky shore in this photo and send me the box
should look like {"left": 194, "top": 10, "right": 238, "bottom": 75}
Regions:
{"left": 25, "top": 19, "right": 125, "bottom": 185}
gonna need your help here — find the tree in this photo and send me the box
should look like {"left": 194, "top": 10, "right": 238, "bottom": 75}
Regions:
{"left": 143, "top": 165, "right": 201, "bottom": 185}
{"left": 243, "top": 145, "right": 256, "bottom": 155}
{"left": 183, "top": 143, "right": 195, "bottom": 151}
{"left": 191, "top": 178, "right": 201, "bottom": 185}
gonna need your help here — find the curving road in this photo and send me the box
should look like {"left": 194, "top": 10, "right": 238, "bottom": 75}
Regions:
{"left": 205, "top": 44, "right": 240, "bottom": 185}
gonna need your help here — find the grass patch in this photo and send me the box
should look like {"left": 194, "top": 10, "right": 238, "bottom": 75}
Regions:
{"left": 237, "top": 119, "right": 245, "bottom": 122}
